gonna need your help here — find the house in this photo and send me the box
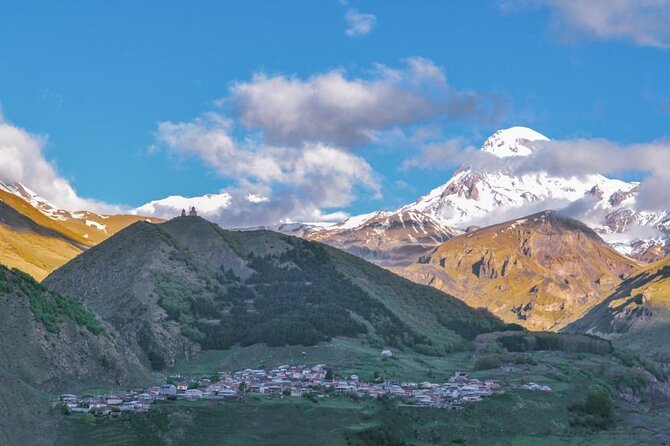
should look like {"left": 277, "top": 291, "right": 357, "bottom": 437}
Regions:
{"left": 184, "top": 389, "right": 203, "bottom": 399}
{"left": 159, "top": 384, "right": 177, "bottom": 396}
{"left": 381, "top": 349, "right": 393, "bottom": 358}
{"left": 106, "top": 396, "right": 123, "bottom": 406}
{"left": 120, "top": 401, "right": 140, "bottom": 411}
{"left": 59, "top": 394, "right": 77, "bottom": 403}
{"left": 219, "top": 388, "right": 238, "bottom": 398}
{"left": 290, "top": 388, "right": 304, "bottom": 397}
{"left": 176, "top": 383, "right": 189, "bottom": 392}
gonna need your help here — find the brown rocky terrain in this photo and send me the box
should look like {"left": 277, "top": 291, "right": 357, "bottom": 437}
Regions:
{"left": 565, "top": 256, "right": 670, "bottom": 359}
{"left": 0, "top": 185, "right": 161, "bottom": 280}
{"left": 398, "top": 211, "right": 640, "bottom": 331}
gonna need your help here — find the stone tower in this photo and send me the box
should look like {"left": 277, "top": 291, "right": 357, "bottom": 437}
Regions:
{"left": 181, "top": 209, "right": 186, "bottom": 217}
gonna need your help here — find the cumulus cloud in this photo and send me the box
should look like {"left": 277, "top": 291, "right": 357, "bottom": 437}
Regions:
{"left": 401, "top": 138, "right": 478, "bottom": 170}
{"left": 230, "top": 58, "right": 505, "bottom": 147}
{"left": 0, "top": 114, "right": 118, "bottom": 213}
{"left": 152, "top": 59, "right": 507, "bottom": 226}
{"left": 501, "top": 0, "right": 670, "bottom": 48}
{"left": 345, "top": 9, "right": 377, "bottom": 37}
{"left": 155, "top": 113, "right": 381, "bottom": 226}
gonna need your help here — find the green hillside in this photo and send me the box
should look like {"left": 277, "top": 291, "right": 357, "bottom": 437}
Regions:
{"left": 0, "top": 265, "right": 146, "bottom": 445}
{"left": 56, "top": 339, "right": 670, "bottom": 446}
{"left": 45, "top": 216, "right": 505, "bottom": 370}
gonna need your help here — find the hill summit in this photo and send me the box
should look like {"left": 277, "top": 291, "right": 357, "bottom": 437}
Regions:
{"left": 45, "top": 216, "right": 504, "bottom": 369}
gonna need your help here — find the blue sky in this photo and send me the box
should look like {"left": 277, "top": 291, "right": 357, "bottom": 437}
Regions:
{"left": 0, "top": 0, "right": 668, "bottom": 222}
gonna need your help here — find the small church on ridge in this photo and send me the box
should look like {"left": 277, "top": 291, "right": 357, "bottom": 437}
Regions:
{"left": 180, "top": 207, "right": 198, "bottom": 217}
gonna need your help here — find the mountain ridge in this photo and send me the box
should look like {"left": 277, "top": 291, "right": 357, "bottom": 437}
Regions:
{"left": 0, "top": 180, "right": 162, "bottom": 279}
{"left": 44, "top": 216, "right": 506, "bottom": 369}
{"left": 397, "top": 210, "right": 640, "bottom": 331}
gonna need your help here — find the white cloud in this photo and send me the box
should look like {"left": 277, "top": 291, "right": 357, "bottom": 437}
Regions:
{"left": 345, "top": 9, "right": 377, "bottom": 37}
{"left": 0, "top": 113, "right": 118, "bottom": 213}
{"left": 230, "top": 58, "right": 505, "bottom": 147}
{"left": 401, "top": 138, "right": 478, "bottom": 170}
{"left": 502, "top": 0, "right": 670, "bottom": 48}
{"left": 155, "top": 113, "right": 381, "bottom": 226}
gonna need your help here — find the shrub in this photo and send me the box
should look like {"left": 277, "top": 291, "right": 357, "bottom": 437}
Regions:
{"left": 474, "top": 354, "right": 502, "bottom": 370}
{"left": 569, "top": 388, "right": 615, "bottom": 430}
{"left": 615, "top": 369, "right": 649, "bottom": 395}
{"left": 498, "top": 334, "right": 528, "bottom": 352}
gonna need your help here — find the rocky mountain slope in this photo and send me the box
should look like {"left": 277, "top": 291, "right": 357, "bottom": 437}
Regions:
{"left": 298, "top": 210, "right": 458, "bottom": 267}
{"left": 45, "top": 216, "right": 505, "bottom": 369}
{"left": 398, "top": 211, "right": 639, "bottom": 331}
{"left": 0, "top": 265, "right": 145, "bottom": 445}
{"left": 0, "top": 197, "right": 83, "bottom": 280}
{"left": 0, "top": 181, "right": 161, "bottom": 279}
{"left": 565, "top": 256, "right": 670, "bottom": 358}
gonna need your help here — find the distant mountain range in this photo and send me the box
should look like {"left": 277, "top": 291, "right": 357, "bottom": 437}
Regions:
{"left": 294, "top": 127, "right": 669, "bottom": 265}
{"left": 2, "top": 126, "right": 668, "bottom": 280}
{"left": 126, "top": 126, "right": 670, "bottom": 266}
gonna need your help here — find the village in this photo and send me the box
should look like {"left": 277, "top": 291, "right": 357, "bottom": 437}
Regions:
{"left": 55, "top": 359, "right": 525, "bottom": 416}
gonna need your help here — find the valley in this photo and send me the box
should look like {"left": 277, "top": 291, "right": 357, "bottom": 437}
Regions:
{"left": 54, "top": 336, "right": 670, "bottom": 445}
{"left": 2, "top": 211, "right": 670, "bottom": 445}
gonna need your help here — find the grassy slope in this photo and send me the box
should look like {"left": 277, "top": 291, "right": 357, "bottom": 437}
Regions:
{"left": 56, "top": 346, "right": 670, "bottom": 446}
{"left": 0, "top": 189, "right": 163, "bottom": 280}
{"left": 0, "top": 265, "right": 148, "bottom": 445}
{"left": 0, "top": 223, "right": 82, "bottom": 281}
{"left": 0, "top": 190, "right": 93, "bottom": 247}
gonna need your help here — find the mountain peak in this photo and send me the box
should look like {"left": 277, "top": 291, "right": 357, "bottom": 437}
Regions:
{"left": 481, "top": 126, "right": 550, "bottom": 158}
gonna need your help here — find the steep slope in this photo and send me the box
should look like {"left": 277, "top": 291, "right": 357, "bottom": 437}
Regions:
{"left": 301, "top": 210, "right": 458, "bottom": 267}
{"left": 0, "top": 200, "right": 84, "bottom": 280}
{"left": 0, "top": 265, "right": 145, "bottom": 445}
{"left": 566, "top": 257, "right": 670, "bottom": 358}
{"left": 399, "top": 211, "right": 639, "bottom": 331}
{"left": 0, "top": 181, "right": 162, "bottom": 279}
{"left": 45, "top": 216, "right": 505, "bottom": 370}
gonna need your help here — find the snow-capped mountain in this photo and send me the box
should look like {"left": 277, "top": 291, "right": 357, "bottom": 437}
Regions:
{"left": 400, "top": 127, "right": 636, "bottom": 227}
{"left": 0, "top": 181, "right": 63, "bottom": 219}
{"left": 302, "top": 209, "right": 458, "bottom": 267}
{"left": 130, "top": 126, "right": 669, "bottom": 265}
{"left": 308, "top": 126, "right": 668, "bottom": 264}
{"left": 0, "top": 180, "right": 162, "bottom": 243}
